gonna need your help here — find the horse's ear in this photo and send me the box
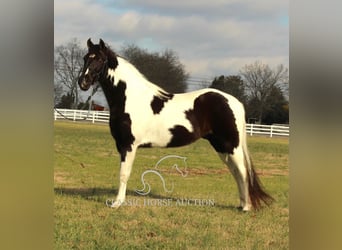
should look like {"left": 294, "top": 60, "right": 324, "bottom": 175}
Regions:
{"left": 87, "top": 38, "right": 94, "bottom": 49}
{"left": 99, "top": 39, "right": 106, "bottom": 50}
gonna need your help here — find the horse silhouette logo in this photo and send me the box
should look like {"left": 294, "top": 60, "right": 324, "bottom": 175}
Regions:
{"left": 135, "top": 155, "right": 188, "bottom": 196}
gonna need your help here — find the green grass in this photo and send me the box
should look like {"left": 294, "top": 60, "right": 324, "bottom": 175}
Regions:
{"left": 54, "top": 121, "right": 289, "bottom": 249}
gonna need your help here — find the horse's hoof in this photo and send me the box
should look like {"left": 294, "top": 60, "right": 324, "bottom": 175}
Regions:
{"left": 106, "top": 199, "right": 123, "bottom": 208}
{"left": 237, "top": 205, "right": 251, "bottom": 212}
{"left": 110, "top": 200, "right": 123, "bottom": 209}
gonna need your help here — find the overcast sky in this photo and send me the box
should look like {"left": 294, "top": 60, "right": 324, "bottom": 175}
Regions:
{"left": 55, "top": 0, "right": 288, "bottom": 96}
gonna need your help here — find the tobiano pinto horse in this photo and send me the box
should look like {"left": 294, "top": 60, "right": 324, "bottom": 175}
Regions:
{"left": 78, "top": 39, "right": 273, "bottom": 211}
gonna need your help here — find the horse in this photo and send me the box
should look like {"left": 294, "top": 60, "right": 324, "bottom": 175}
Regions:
{"left": 78, "top": 38, "right": 273, "bottom": 211}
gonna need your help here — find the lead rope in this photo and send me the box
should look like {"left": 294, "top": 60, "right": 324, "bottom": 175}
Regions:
{"left": 54, "top": 84, "right": 100, "bottom": 121}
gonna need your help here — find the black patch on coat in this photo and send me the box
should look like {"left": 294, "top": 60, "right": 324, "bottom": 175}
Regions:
{"left": 150, "top": 91, "right": 174, "bottom": 114}
{"left": 80, "top": 43, "right": 134, "bottom": 162}
{"left": 138, "top": 143, "right": 152, "bottom": 148}
{"left": 167, "top": 124, "right": 198, "bottom": 147}
{"left": 99, "top": 76, "right": 135, "bottom": 162}
{"left": 167, "top": 92, "right": 239, "bottom": 154}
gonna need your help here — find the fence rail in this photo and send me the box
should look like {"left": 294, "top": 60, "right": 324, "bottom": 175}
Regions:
{"left": 54, "top": 108, "right": 289, "bottom": 137}
{"left": 246, "top": 124, "right": 289, "bottom": 137}
{"left": 54, "top": 108, "right": 110, "bottom": 123}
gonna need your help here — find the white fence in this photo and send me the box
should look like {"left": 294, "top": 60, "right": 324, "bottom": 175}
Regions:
{"left": 54, "top": 109, "right": 289, "bottom": 137}
{"left": 246, "top": 124, "right": 289, "bottom": 137}
{"left": 54, "top": 108, "right": 110, "bottom": 123}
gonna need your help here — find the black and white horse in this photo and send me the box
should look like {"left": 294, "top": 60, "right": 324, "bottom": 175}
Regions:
{"left": 78, "top": 39, "right": 273, "bottom": 211}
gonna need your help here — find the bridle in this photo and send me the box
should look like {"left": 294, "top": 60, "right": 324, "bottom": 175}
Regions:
{"left": 86, "top": 53, "right": 108, "bottom": 82}
{"left": 98, "top": 58, "right": 108, "bottom": 80}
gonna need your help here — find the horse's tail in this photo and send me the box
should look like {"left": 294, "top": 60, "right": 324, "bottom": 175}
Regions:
{"left": 242, "top": 123, "right": 274, "bottom": 209}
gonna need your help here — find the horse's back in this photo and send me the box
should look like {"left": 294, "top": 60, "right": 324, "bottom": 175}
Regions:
{"left": 181, "top": 88, "right": 245, "bottom": 118}
{"left": 134, "top": 88, "right": 245, "bottom": 149}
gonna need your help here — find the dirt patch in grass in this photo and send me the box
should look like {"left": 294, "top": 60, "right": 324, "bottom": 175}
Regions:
{"left": 158, "top": 167, "right": 288, "bottom": 177}
{"left": 54, "top": 171, "right": 71, "bottom": 184}
{"left": 256, "top": 169, "right": 289, "bottom": 177}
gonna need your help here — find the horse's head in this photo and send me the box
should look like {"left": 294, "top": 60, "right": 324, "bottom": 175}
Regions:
{"left": 78, "top": 38, "right": 117, "bottom": 91}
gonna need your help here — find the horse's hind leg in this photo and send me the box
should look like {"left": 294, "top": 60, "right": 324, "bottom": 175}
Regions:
{"left": 218, "top": 147, "right": 251, "bottom": 211}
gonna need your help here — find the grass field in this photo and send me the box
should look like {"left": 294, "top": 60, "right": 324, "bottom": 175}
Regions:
{"left": 54, "top": 121, "right": 289, "bottom": 249}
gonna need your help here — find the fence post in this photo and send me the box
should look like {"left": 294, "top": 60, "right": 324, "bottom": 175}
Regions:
{"left": 270, "top": 125, "right": 273, "bottom": 137}
{"left": 250, "top": 124, "right": 253, "bottom": 136}
{"left": 73, "top": 110, "right": 76, "bottom": 121}
{"left": 92, "top": 111, "right": 95, "bottom": 123}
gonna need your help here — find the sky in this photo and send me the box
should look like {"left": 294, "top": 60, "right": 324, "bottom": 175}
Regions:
{"left": 55, "top": 0, "right": 288, "bottom": 96}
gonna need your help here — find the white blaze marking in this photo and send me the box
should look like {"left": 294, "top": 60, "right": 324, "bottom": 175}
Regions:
{"left": 85, "top": 68, "right": 89, "bottom": 75}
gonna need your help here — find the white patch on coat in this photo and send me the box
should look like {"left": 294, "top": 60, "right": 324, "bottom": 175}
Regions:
{"left": 105, "top": 57, "right": 244, "bottom": 148}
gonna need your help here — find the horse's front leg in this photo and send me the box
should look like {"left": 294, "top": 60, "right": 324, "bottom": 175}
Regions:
{"left": 111, "top": 145, "right": 138, "bottom": 208}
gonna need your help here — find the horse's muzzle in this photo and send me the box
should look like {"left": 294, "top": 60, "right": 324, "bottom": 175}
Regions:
{"left": 78, "top": 76, "right": 91, "bottom": 91}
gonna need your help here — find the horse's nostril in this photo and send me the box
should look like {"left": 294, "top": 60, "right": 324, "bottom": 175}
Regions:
{"left": 80, "top": 81, "right": 88, "bottom": 90}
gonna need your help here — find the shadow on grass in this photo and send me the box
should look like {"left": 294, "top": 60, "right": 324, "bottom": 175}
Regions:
{"left": 55, "top": 187, "right": 116, "bottom": 196}
{"left": 54, "top": 187, "right": 239, "bottom": 211}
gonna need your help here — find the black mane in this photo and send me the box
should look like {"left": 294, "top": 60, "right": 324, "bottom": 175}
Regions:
{"left": 103, "top": 45, "right": 118, "bottom": 69}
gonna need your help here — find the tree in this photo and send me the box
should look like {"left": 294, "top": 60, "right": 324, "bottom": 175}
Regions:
{"left": 54, "top": 82, "right": 64, "bottom": 106}
{"left": 262, "top": 86, "right": 289, "bottom": 124}
{"left": 209, "top": 75, "right": 247, "bottom": 105}
{"left": 121, "top": 44, "right": 189, "bottom": 93}
{"left": 55, "top": 93, "right": 74, "bottom": 109}
{"left": 54, "top": 38, "right": 86, "bottom": 108}
{"left": 240, "top": 61, "right": 288, "bottom": 123}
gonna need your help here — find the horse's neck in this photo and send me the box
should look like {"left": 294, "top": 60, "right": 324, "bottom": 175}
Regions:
{"left": 113, "top": 57, "right": 169, "bottom": 96}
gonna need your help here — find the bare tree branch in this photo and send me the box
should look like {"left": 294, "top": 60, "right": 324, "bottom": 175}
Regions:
{"left": 54, "top": 38, "right": 87, "bottom": 108}
{"left": 240, "top": 61, "right": 289, "bottom": 123}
